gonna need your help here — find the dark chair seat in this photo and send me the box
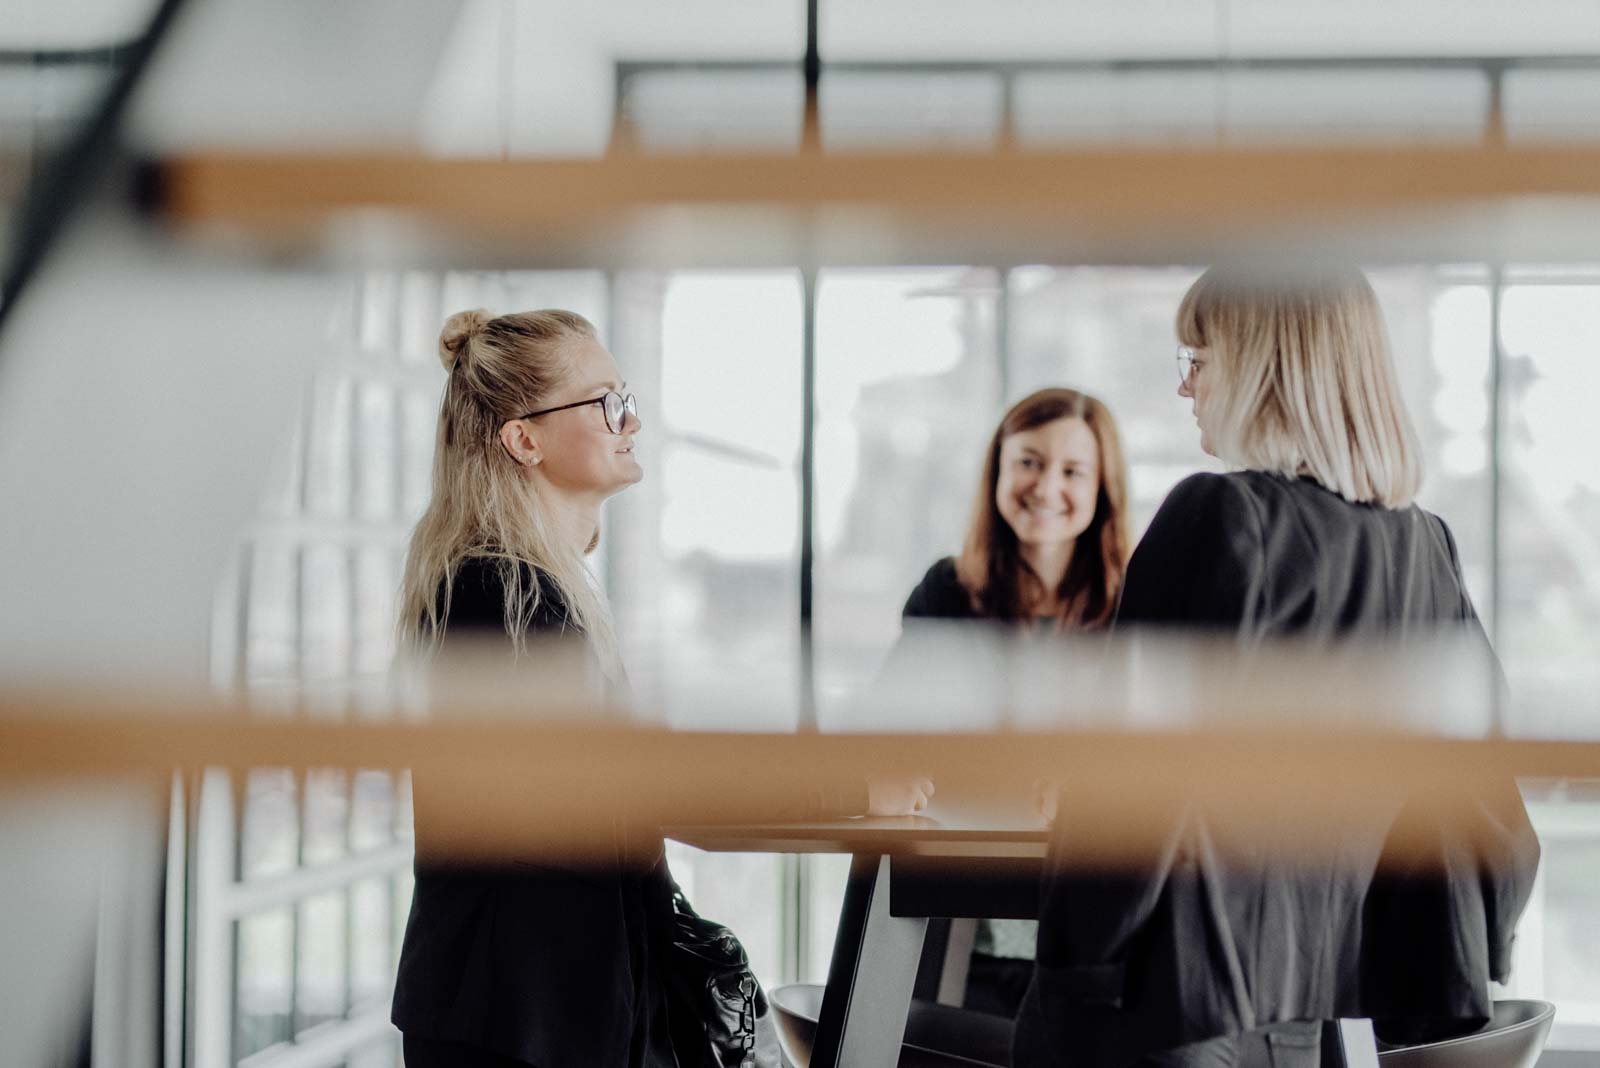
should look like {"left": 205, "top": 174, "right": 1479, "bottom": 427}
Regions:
{"left": 769, "top": 985, "right": 1553, "bottom": 1068}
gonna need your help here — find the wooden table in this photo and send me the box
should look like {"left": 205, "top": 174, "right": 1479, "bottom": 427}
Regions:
{"left": 670, "top": 795, "right": 1050, "bottom": 1068}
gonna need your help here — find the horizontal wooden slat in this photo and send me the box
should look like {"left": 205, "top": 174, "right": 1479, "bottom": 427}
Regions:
{"left": 148, "top": 145, "right": 1600, "bottom": 266}
{"left": 0, "top": 687, "right": 1593, "bottom": 864}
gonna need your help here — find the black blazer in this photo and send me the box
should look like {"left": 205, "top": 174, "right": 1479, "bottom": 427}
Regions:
{"left": 391, "top": 557, "right": 681, "bottom": 1068}
{"left": 1015, "top": 472, "right": 1540, "bottom": 1066}
{"left": 392, "top": 556, "right": 869, "bottom": 1067}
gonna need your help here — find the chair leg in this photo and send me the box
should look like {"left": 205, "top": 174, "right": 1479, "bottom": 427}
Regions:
{"left": 1322, "top": 1018, "right": 1381, "bottom": 1068}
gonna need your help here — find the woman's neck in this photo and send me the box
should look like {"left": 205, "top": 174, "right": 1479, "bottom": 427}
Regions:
{"left": 1020, "top": 541, "right": 1074, "bottom": 608}
{"left": 535, "top": 482, "right": 602, "bottom": 556}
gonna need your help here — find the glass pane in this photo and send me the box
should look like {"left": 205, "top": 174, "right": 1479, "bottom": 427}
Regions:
{"left": 304, "top": 373, "right": 353, "bottom": 518}
{"left": 804, "top": 853, "right": 853, "bottom": 984}
{"left": 609, "top": 270, "right": 803, "bottom": 730}
{"left": 347, "top": 1034, "right": 402, "bottom": 1068}
{"left": 623, "top": 69, "right": 804, "bottom": 153}
{"left": 1506, "top": 70, "right": 1600, "bottom": 143}
{"left": 235, "top": 907, "right": 294, "bottom": 1060}
{"left": 246, "top": 544, "right": 298, "bottom": 683}
{"left": 1418, "top": 278, "right": 1495, "bottom": 615}
{"left": 1499, "top": 281, "right": 1600, "bottom": 723}
{"left": 821, "top": 71, "right": 1003, "bottom": 152}
{"left": 296, "top": 890, "right": 348, "bottom": 1034}
{"left": 350, "top": 770, "right": 395, "bottom": 852}
{"left": 356, "top": 381, "right": 398, "bottom": 521}
{"left": 303, "top": 768, "right": 349, "bottom": 865}
{"left": 353, "top": 545, "right": 399, "bottom": 683}
{"left": 359, "top": 272, "right": 400, "bottom": 356}
{"left": 1016, "top": 71, "right": 1224, "bottom": 148}
{"left": 401, "top": 389, "right": 437, "bottom": 523}
{"left": 301, "top": 544, "right": 352, "bottom": 683}
{"left": 239, "top": 768, "right": 299, "bottom": 881}
{"left": 813, "top": 267, "right": 1002, "bottom": 723}
{"left": 351, "top": 877, "right": 394, "bottom": 1010}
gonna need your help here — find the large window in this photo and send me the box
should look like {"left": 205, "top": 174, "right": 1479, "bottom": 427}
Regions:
{"left": 211, "top": 261, "right": 1600, "bottom": 1061}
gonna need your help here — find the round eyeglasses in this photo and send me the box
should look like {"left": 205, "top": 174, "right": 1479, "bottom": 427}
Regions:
{"left": 1175, "top": 345, "right": 1205, "bottom": 387}
{"left": 519, "top": 390, "right": 638, "bottom": 435}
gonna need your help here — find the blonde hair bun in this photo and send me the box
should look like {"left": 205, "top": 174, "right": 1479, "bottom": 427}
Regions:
{"left": 438, "top": 308, "right": 492, "bottom": 372}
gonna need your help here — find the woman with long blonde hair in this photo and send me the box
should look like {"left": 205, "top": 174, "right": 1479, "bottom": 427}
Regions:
{"left": 391, "top": 308, "right": 931, "bottom": 1068}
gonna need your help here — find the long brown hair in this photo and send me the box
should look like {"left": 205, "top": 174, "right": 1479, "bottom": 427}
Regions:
{"left": 955, "top": 388, "right": 1131, "bottom": 628}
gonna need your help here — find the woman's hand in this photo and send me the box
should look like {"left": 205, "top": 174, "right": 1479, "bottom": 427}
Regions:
{"left": 1032, "top": 777, "right": 1061, "bottom": 825}
{"left": 866, "top": 775, "right": 935, "bottom": 816}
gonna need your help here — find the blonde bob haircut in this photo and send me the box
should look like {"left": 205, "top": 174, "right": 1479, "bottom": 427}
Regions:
{"left": 1176, "top": 265, "right": 1424, "bottom": 509}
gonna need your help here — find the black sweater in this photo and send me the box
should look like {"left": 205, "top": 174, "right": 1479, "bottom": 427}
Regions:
{"left": 393, "top": 556, "right": 868, "bottom": 1066}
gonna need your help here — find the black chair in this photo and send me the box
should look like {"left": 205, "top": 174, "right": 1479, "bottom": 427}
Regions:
{"left": 768, "top": 985, "right": 1554, "bottom": 1068}
{"left": 1377, "top": 1000, "right": 1554, "bottom": 1068}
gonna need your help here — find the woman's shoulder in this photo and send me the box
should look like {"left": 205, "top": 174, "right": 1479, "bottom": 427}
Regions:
{"left": 903, "top": 556, "right": 976, "bottom": 620}
{"left": 1152, "top": 471, "right": 1268, "bottom": 525}
{"left": 448, "top": 555, "right": 572, "bottom": 635}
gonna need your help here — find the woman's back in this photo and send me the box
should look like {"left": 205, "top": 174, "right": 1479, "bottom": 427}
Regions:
{"left": 1114, "top": 471, "right": 1480, "bottom": 639}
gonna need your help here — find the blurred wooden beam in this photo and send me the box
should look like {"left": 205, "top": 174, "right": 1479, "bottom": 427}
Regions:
{"left": 148, "top": 144, "right": 1600, "bottom": 267}
{"left": 0, "top": 691, "right": 1594, "bottom": 863}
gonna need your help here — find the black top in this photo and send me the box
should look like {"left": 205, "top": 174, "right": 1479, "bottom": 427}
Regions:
{"left": 392, "top": 556, "right": 680, "bottom": 1068}
{"left": 393, "top": 556, "right": 868, "bottom": 1067}
{"left": 902, "top": 557, "right": 980, "bottom": 620}
{"left": 1114, "top": 471, "right": 1485, "bottom": 639}
{"left": 1016, "top": 472, "right": 1540, "bottom": 1066}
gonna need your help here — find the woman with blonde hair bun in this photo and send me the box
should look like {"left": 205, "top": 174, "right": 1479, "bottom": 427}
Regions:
{"left": 392, "top": 308, "right": 928, "bottom": 1068}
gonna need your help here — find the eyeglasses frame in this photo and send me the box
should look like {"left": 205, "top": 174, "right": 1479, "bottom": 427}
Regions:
{"left": 1176, "top": 345, "right": 1206, "bottom": 387}
{"left": 516, "top": 390, "right": 637, "bottom": 435}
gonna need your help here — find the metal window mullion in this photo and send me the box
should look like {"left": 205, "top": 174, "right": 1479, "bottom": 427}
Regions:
{"left": 996, "top": 266, "right": 1012, "bottom": 404}
{"left": 799, "top": 267, "right": 818, "bottom": 731}
{"left": 1488, "top": 264, "right": 1506, "bottom": 691}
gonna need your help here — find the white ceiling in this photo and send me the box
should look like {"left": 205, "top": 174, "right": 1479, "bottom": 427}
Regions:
{"left": 31, "top": 0, "right": 1600, "bottom": 156}
{"left": 11, "top": 0, "right": 1600, "bottom": 57}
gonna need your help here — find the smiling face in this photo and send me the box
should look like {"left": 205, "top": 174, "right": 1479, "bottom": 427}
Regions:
{"left": 519, "top": 337, "right": 643, "bottom": 501}
{"left": 1177, "top": 347, "right": 1217, "bottom": 456}
{"left": 993, "top": 416, "right": 1101, "bottom": 555}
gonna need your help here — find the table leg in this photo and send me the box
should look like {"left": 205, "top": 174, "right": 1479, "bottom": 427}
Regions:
{"left": 810, "top": 854, "right": 928, "bottom": 1068}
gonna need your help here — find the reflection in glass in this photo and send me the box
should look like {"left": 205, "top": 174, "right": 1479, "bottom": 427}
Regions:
{"left": 239, "top": 769, "right": 299, "bottom": 881}
{"left": 351, "top": 877, "right": 393, "bottom": 1010}
{"left": 296, "top": 891, "right": 348, "bottom": 1035}
{"left": 1499, "top": 282, "right": 1600, "bottom": 714}
{"left": 350, "top": 770, "right": 396, "bottom": 852}
{"left": 611, "top": 270, "right": 803, "bottom": 730}
{"left": 813, "top": 267, "right": 1002, "bottom": 719}
{"left": 235, "top": 908, "right": 293, "bottom": 1060}
{"left": 302, "top": 769, "right": 349, "bottom": 866}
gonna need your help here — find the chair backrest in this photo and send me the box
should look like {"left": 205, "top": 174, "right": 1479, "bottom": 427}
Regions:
{"left": 1377, "top": 1001, "right": 1555, "bottom": 1068}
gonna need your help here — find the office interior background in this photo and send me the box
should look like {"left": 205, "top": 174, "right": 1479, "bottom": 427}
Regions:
{"left": 5, "top": 1, "right": 1600, "bottom": 1066}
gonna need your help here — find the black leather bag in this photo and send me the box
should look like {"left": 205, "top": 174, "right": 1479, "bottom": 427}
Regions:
{"left": 665, "top": 880, "right": 783, "bottom": 1068}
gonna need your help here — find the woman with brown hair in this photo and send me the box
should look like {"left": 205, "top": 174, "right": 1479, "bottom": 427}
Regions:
{"left": 904, "top": 386, "right": 1131, "bottom": 630}
{"left": 899, "top": 386, "right": 1133, "bottom": 1015}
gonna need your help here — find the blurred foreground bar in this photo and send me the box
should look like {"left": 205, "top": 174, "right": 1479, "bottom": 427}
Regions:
{"left": 2, "top": 699, "right": 1595, "bottom": 865}
{"left": 150, "top": 144, "right": 1600, "bottom": 268}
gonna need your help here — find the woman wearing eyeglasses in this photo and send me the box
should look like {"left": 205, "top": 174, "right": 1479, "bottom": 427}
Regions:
{"left": 897, "top": 386, "right": 1132, "bottom": 1018}
{"left": 1014, "top": 267, "right": 1539, "bottom": 1068}
{"left": 390, "top": 308, "right": 929, "bottom": 1068}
